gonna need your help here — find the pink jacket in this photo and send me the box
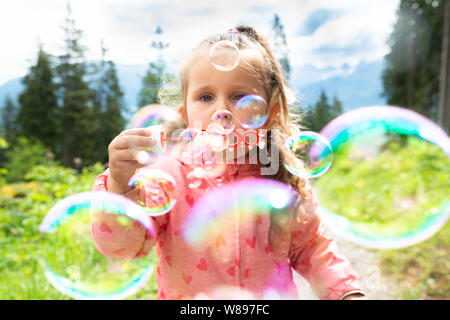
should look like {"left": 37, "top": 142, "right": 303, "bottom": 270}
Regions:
{"left": 90, "top": 152, "right": 364, "bottom": 300}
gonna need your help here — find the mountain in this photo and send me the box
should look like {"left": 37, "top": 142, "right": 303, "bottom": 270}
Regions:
{"left": 0, "top": 59, "right": 387, "bottom": 121}
{"left": 0, "top": 64, "right": 147, "bottom": 115}
{"left": 290, "top": 59, "right": 387, "bottom": 111}
{"left": 0, "top": 78, "right": 24, "bottom": 105}
{"left": 115, "top": 64, "right": 148, "bottom": 113}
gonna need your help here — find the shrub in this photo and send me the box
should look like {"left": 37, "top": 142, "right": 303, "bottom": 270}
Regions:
{"left": 2, "top": 136, "right": 57, "bottom": 183}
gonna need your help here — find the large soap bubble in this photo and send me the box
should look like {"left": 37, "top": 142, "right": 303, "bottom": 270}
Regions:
{"left": 315, "top": 106, "right": 450, "bottom": 249}
{"left": 182, "top": 178, "right": 297, "bottom": 246}
{"left": 39, "top": 192, "right": 155, "bottom": 299}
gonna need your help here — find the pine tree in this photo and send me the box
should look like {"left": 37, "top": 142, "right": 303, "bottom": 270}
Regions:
{"left": 91, "top": 41, "right": 125, "bottom": 163}
{"left": 271, "top": 14, "right": 291, "bottom": 82}
{"left": 330, "top": 95, "right": 343, "bottom": 118}
{"left": 56, "top": 2, "right": 96, "bottom": 167}
{"left": 17, "top": 45, "right": 58, "bottom": 151}
{"left": 1, "top": 96, "right": 18, "bottom": 144}
{"left": 138, "top": 26, "right": 169, "bottom": 107}
{"left": 304, "top": 89, "right": 343, "bottom": 132}
{"left": 382, "top": 0, "right": 444, "bottom": 121}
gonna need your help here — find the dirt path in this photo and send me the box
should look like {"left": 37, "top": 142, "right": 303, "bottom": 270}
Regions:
{"left": 293, "top": 229, "right": 398, "bottom": 300}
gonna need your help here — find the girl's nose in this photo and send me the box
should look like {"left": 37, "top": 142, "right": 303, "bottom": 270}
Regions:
{"left": 214, "top": 97, "right": 232, "bottom": 113}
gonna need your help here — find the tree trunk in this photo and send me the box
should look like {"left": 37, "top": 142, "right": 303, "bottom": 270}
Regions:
{"left": 439, "top": 0, "right": 450, "bottom": 134}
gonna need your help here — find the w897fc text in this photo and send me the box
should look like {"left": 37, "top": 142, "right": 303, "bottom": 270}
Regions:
{"left": 223, "top": 304, "right": 269, "bottom": 315}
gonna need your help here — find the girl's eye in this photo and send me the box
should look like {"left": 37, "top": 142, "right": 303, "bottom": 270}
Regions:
{"left": 200, "top": 94, "right": 213, "bottom": 102}
{"left": 234, "top": 93, "right": 246, "bottom": 101}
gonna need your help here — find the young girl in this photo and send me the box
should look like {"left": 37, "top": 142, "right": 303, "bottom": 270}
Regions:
{"left": 90, "top": 25, "right": 366, "bottom": 300}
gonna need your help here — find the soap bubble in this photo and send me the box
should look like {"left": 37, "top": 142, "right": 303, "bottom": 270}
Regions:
{"left": 127, "top": 104, "right": 178, "bottom": 129}
{"left": 231, "top": 95, "right": 269, "bottom": 129}
{"left": 210, "top": 40, "right": 240, "bottom": 72}
{"left": 178, "top": 128, "right": 206, "bottom": 161}
{"left": 315, "top": 106, "right": 450, "bottom": 249}
{"left": 126, "top": 106, "right": 176, "bottom": 165}
{"left": 211, "top": 110, "right": 235, "bottom": 134}
{"left": 177, "top": 127, "right": 227, "bottom": 164}
{"left": 205, "top": 123, "right": 229, "bottom": 152}
{"left": 182, "top": 178, "right": 297, "bottom": 246}
{"left": 158, "top": 73, "right": 183, "bottom": 107}
{"left": 136, "top": 150, "right": 153, "bottom": 165}
{"left": 283, "top": 131, "right": 333, "bottom": 179}
{"left": 186, "top": 167, "right": 208, "bottom": 189}
{"left": 39, "top": 192, "right": 155, "bottom": 300}
{"left": 128, "top": 169, "right": 177, "bottom": 216}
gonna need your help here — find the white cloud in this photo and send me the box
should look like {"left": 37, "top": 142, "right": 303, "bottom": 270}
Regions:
{"left": 0, "top": 0, "right": 399, "bottom": 85}
{"left": 287, "top": 0, "right": 399, "bottom": 68}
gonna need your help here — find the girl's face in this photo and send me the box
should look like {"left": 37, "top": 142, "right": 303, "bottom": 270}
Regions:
{"left": 179, "top": 49, "right": 270, "bottom": 131}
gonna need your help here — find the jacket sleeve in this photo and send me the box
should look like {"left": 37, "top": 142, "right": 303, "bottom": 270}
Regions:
{"left": 90, "top": 169, "right": 160, "bottom": 260}
{"left": 288, "top": 184, "right": 365, "bottom": 300}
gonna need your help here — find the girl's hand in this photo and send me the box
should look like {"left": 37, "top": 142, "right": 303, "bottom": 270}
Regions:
{"left": 107, "top": 128, "right": 156, "bottom": 194}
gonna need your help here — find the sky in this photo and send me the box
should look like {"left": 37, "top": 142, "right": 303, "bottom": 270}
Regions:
{"left": 0, "top": 0, "right": 400, "bottom": 86}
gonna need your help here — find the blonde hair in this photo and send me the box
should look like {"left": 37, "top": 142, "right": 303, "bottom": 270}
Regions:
{"left": 178, "top": 25, "right": 313, "bottom": 224}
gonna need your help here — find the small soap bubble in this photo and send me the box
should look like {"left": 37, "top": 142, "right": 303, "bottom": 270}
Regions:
{"left": 128, "top": 169, "right": 177, "bottom": 216}
{"left": 186, "top": 168, "right": 207, "bottom": 189}
{"left": 231, "top": 95, "right": 269, "bottom": 129}
{"left": 178, "top": 128, "right": 207, "bottom": 162}
{"left": 283, "top": 131, "right": 333, "bottom": 179}
{"left": 210, "top": 40, "right": 240, "bottom": 72}
{"left": 206, "top": 123, "right": 229, "bottom": 152}
{"left": 211, "top": 110, "right": 235, "bottom": 134}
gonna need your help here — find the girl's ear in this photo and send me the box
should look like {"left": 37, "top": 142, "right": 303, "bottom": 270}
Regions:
{"left": 265, "top": 103, "right": 280, "bottom": 128}
{"left": 178, "top": 104, "right": 188, "bottom": 126}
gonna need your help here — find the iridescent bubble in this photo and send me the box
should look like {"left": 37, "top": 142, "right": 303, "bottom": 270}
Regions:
{"left": 127, "top": 106, "right": 175, "bottom": 164}
{"left": 158, "top": 73, "right": 183, "bottom": 107}
{"left": 128, "top": 169, "right": 177, "bottom": 216}
{"left": 209, "top": 40, "right": 240, "bottom": 72}
{"left": 205, "top": 123, "right": 229, "bottom": 152}
{"left": 178, "top": 128, "right": 206, "bottom": 161}
{"left": 39, "top": 192, "right": 155, "bottom": 300}
{"left": 283, "top": 131, "right": 333, "bottom": 179}
{"left": 232, "top": 95, "right": 269, "bottom": 129}
{"left": 133, "top": 125, "right": 166, "bottom": 166}
{"left": 186, "top": 167, "right": 207, "bottom": 189}
{"left": 182, "top": 179, "right": 297, "bottom": 246}
{"left": 127, "top": 104, "right": 178, "bottom": 129}
{"left": 316, "top": 106, "right": 450, "bottom": 249}
{"left": 136, "top": 150, "right": 153, "bottom": 165}
{"left": 211, "top": 110, "right": 235, "bottom": 134}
